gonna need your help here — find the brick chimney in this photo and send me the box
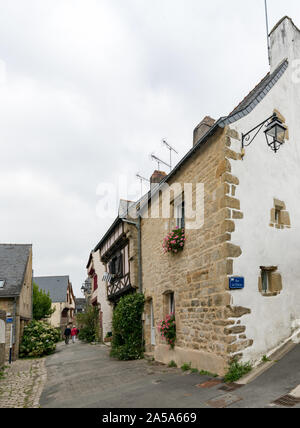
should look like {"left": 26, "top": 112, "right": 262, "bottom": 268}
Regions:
{"left": 193, "top": 116, "right": 215, "bottom": 147}
{"left": 150, "top": 170, "right": 167, "bottom": 186}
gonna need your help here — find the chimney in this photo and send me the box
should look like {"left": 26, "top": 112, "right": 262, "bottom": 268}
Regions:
{"left": 269, "top": 16, "right": 300, "bottom": 73}
{"left": 193, "top": 116, "right": 215, "bottom": 147}
{"left": 150, "top": 170, "right": 167, "bottom": 186}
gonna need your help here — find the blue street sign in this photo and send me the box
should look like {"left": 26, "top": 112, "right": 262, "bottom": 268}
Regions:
{"left": 229, "top": 277, "right": 245, "bottom": 290}
{"left": 6, "top": 318, "right": 13, "bottom": 324}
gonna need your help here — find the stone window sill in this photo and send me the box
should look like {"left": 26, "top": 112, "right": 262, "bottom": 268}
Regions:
{"left": 261, "top": 292, "right": 281, "bottom": 297}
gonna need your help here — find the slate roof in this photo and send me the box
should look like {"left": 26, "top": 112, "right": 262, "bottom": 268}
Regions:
{"left": 34, "top": 276, "right": 70, "bottom": 303}
{"left": 0, "top": 244, "right": 32, "bottom": 298}
{"left": 220, "top": 59, "right": 289, "bottom": 126}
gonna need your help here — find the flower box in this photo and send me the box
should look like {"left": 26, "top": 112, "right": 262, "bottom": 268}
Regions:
{"left": 162, "top": 227, "right": 186, "bottom": 254}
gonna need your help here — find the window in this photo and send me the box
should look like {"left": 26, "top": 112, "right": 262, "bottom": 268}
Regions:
{"left": 0, "top": 280, "right": 4, "bottom": 288}
{"left": 93, "top": 274, "right": 98, "bottom": 291}
{"left": 108, "top": 253, "right": 123, "bottom": 278}
{"left": 175, "top": 200, "right": 185, "bottom": 229}
{"left": 169, "top": 292, "right": 175, "bottom": 314}
{"left": 270, "top": 199, "right": 291, "bottom": 229}
{"left": 259, "top": 266, "right": 282, "bottom": 296}
{"left": 261, "top": 270, "right": 269, "bottom": 293}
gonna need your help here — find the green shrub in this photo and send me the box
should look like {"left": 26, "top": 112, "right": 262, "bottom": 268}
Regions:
{"left": 168, "top": 360, "right": 177, "bottom": 368}
{"left": 224, "top": 361, "right": 252, "bottom": 383}
{"left": 262, "top": 355, "right": 271, "bottom": 363}
{"left": 181, "top": 362, "right": 192, "bottom": 372}
{"left": 199, "top": 370, "right": 219, "bottom": 378}
{"left": 32, "top": 282, "right": 55, "bottom": 321}
{"left": 77, "top": 306, "right": 100, "bottom": 343}
{"left": 19, "top": 321, "right": 60, "bottom": 358}
{"left": 111, "top": 293, "right": 145, "bottom": 361}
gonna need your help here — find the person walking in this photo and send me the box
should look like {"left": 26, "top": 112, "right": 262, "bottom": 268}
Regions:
{"left": 71, "top": 326, "right": 77, "bottom": 344}
{"left": 64, "top": 326, "right": 71, "bottom": 344}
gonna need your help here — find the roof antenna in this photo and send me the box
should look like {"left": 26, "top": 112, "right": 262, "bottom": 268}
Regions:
{"left": 136, "top": 173, "right": 150, "bottom": 197}
{"left": 264, "top": 0, "right": 271, "bottom": 65}
{"left": 162, "top": 139, "right": 179, "bottom": 172}
{"left": 150, "top": 153, "right": 170, "bottom": 171}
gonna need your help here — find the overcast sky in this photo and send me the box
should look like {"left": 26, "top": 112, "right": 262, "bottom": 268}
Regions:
{"left": 0, "top": 0, "right": 299, "bottom": 297}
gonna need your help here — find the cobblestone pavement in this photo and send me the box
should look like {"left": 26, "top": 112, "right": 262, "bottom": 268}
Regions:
{"left": 0, "top": 358, "right": 47, "bottom": 408}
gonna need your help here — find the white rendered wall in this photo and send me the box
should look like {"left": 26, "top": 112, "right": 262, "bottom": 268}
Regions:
{"left": 92, "top": 251, "right": 113, "bottom": 338}
{"left": 228, "top": 18, "right": 300, "bottom": 363}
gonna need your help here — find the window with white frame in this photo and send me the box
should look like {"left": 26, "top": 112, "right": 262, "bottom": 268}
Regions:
{"left": 175, "top": 198, "right": 185, "bottom": 229}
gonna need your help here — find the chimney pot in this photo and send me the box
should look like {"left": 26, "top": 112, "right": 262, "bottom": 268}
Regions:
{"left": 150, "top": 170, "right": 167, "bottom": 186}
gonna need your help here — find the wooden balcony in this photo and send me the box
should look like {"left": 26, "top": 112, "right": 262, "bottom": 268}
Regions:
{"left": 107, "top": 273, "right": 135, "bottom": 302}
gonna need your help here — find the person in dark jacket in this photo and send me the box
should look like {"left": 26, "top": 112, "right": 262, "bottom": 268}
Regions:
{"left": 64, "top": 326, "right": 71, "bottom": 344}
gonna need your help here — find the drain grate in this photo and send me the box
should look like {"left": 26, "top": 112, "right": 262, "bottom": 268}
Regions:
{"left": 219, "top": 383, "right": 243, "bottom": 392}
{"left": 206, "top": 393, "right": 242, "bottom": 408}
{"left": 272, "top": 395, "right": 300, "bottom": 407}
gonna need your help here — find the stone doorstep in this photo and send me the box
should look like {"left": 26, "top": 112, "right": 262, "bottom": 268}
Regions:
{"left": 236, "top": 340, "right": 296, "bottom": 386}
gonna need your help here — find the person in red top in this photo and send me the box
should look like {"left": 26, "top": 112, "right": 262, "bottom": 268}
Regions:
{"left": 71, "top": 326, "right": 77, "bottom": 344}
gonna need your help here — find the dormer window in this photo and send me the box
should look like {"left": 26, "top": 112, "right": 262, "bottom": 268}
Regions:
{"left": 0, "top": 280, "right": 5, "bottom": 288}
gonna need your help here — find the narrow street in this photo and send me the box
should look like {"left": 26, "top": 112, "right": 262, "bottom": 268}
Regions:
{"left": 39, "top": 341, "right": 300, "bottom": 409}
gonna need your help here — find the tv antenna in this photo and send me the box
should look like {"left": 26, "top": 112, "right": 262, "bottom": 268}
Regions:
{"left": 264, "top": 0, "right": 271, "bottom": 65}
{"left": 162, "top": 139, "right": 178, "bottom": 171}
{"left": 150, "top": 153, "right": 171, "bottom": 171}
{"left": 136, "top": 173, "right": 150, "bottom": 197}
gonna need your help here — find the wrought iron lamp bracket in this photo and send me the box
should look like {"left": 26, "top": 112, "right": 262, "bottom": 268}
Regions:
{"left": 241, "top": 113, "right": 277, "bottom": 149}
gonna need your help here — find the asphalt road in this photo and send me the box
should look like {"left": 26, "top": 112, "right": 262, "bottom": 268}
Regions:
{"left": 40, "top": 341, "right": 300, "bottom": 408}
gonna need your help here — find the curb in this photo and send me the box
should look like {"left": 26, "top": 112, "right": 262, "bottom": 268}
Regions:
{"left": 236, "top": 340, "right": 296, "bottom": 385}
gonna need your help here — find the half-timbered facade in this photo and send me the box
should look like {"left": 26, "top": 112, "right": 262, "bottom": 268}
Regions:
{"left": 87, "top": 202, "right": 139, "bottom": 340}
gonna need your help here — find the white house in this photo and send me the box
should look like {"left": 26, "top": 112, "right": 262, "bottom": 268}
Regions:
{"left": 223, "top": 16, "right": 300, "bottom": 363}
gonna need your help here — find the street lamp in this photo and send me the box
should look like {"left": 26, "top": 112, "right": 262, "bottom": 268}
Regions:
{"left": 242, "top": 113, "right": 287, "bottom": 154}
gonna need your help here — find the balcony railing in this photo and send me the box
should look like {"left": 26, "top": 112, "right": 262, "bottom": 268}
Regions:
{"left": 107, "top": 273, "right": 134, "bottom": 301}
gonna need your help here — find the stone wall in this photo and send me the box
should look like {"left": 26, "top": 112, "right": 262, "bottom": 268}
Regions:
{"left": 141, "top": 127, "right": 241, "bottom": 376}
{"left": 0, "top": 310, "right": 6, "bottom": 369}
{"left": 0, "top": 298, "right": 20, "bottom": 361}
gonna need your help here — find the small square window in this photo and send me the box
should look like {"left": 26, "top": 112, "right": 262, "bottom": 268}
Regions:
{"left": 0, "top": 280, "right": 5, "bottom": 288}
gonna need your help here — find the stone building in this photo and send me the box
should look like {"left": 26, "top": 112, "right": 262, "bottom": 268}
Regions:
{"left": 141, "top": 16, "right": 300, "bottom": 375}
{"left": 0, "top": 244, "right": 33, "bottom": 361}
{"left": 75, "top": 298, "right": 86, "bottom": 315}
{"left": 87, "top": 200, "right": 140, "bottom": 341}
{"left": 33, "top": 276, "right": 76, "bottom": 332}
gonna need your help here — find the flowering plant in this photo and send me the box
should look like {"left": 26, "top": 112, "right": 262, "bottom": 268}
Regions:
{"left": 19, "top": 320, "right": 61, "bottom": 358}
{"left": 158, "top": 314, "right": 176, "bottom": 349}
{"left": 162, "top": 227, "right": 186, "bottom": 254}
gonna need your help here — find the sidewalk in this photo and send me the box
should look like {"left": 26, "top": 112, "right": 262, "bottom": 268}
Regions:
{"left": 0, "top": 358, "right": 47, "bottom": 408}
